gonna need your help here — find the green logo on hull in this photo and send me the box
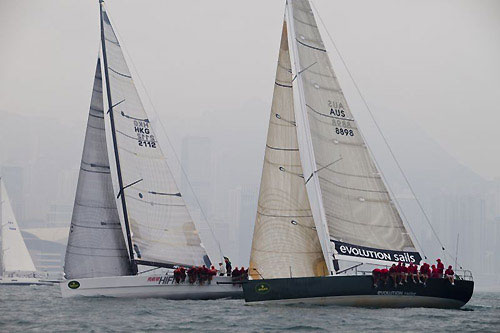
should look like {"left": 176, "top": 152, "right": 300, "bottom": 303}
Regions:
{"left": 255, "top": 282, "right": 270, "bottom": 294}
{"left": 68, "top": 280, "right": 80, "bottom": 289}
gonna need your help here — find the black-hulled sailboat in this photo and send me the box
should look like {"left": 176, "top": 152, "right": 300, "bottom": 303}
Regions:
{"left": 243, "top": 0, "right": 473, "bottom": 308}
{"left": 60, "top": 1, "right": 241, "bottom": 299}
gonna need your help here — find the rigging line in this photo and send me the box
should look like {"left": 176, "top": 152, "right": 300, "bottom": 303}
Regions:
{"left": 117, "top": 178, "right": 143, "bottom": 199}
{"left": 292, "top": 61, "right": 318, "bottom": 81}
{"left": 305, "top": 157, "right": 343, "bottom": 184}
{"left": 105, "top": 11, "right": 224, "bottom": 262}
{"left": 311, "top": 1, "right": 447, "bottom": 260}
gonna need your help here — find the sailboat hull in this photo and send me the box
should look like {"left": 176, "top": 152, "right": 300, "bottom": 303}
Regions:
{"left": 0, "top": 277, "right": 53, "bottom": 286}
{"left": 243, "top": 275, "right": 473, "bottom": 308}
{"left": 60, "top": 275, "right": 243, "bottom": 299}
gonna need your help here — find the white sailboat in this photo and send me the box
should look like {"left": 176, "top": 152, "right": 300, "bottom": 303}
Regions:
{"left": 60, "top": 1, "right": 241, "bottom": 299}
{"left": 243, "top": 0, "right": 473, "bottom": 308}
{"left": 0, "top": 178, "right": 50, "bottom": 285}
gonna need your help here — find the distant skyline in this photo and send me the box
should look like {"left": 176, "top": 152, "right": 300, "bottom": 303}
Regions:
{"left": 1, "top": 0, "right": 499, "bottom": 180}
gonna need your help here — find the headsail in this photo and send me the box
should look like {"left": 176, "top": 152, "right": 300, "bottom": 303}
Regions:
{"left": 1, "top": 179, "right": 36, "bottom": 275}
{"left": 100, "top": 4, "right": 207, "bottom": 268}
{"left": 64, "top": 58, "right": 132, "bottom": 279}
{"left": 249, "top": 21, "right": 328, "bottom": 279}
{"left": 287, "top": 0, "right": 420, "bottom": 265}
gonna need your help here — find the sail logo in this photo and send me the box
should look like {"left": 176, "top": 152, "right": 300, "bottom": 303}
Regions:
{"left": 68, "top": 280, "right": 80, "bottom": 289}
{"left": 255, "top": 282, "right": 271, "bottom": 294}
{"left": 334, "top": 241, "right": 422, "bottom": 264}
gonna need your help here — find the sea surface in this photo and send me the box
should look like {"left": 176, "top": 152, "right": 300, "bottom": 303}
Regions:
{"left": 0, "top": 286, "right": 498, "bottom": 332}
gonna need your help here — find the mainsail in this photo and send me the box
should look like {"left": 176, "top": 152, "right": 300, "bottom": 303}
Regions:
{"left": 100, "top": 4, "right": 207, "bottom": 268}
{"left": 1, "top": 178, "right": 36, "bottom": 275}
{"left": 289, "top": 0, "right": 420, "bottom": 265}
{"left": 249, "top": 21, "right": 327, "bottom": 279}
{"left": 251, "top": 0, "right": 421, "bottom": 275}
{"left": 64, "top": 59, "right": 132, "bottom": 279}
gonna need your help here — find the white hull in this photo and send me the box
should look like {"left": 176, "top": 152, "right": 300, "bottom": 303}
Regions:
{"left": 247, "top": 295, "right": 465, "bottom": 308}
{"left": 0, "top": 277, "right": 53, "bottom": 286}
{"left": 60, "top": 275, "right": 243, "bottom": 299}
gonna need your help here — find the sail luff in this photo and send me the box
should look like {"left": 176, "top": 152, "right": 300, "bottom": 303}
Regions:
{"left": 99, "top": 1, "right": 136, "bottom": 274}
{"left": 286, "top": 1, "right": 335, "bottom": 274}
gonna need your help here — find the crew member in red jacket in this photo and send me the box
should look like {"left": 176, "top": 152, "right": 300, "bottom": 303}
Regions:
{"left": 445, "top": 265, "right": 455, "bottom": 285}
{"left": 431, "top": 264, "right": 440, "bottom": 279}
{"left": 408, "top": 263, "right": 417, "bottom": 283}
{"left": 372, "top": 268, "right": 381, "bottom": 287}
{"left": 419, "top": 263, "right": 430, "bottom": 286}
{"left": 389, "top": 264, "right": 398, "bottom": 287}
{"left": 380, "top": 268, "right": 389, "bottom": 285}
{"left": 174, "top": 267, "right": 181, "bottom": 284}
{"left": 400, "top": 263, "right": 408, "bottom": 284}
{"left": 179, "top": 266, "right": 186, "bottom": 282}
{"left": 436, "top": 259, "right": 444, "bottom": 278}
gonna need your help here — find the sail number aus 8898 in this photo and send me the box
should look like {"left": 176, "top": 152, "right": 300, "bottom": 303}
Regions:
{"left": 335, "top": 127, "right": 354, "bottom": 136}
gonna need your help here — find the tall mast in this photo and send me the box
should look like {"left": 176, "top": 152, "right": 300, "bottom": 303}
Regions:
{"left": 99, "top": 0, "right": 137, "bottom": 274}
{"left": 285, "top": 0, "right": 335, "bottom": 274}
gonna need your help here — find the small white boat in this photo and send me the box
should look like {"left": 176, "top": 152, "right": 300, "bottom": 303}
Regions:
{"left": 61, "top": 1, "right": 241, "bottom": 299}
{"left": 0, "top": 178, "right": 51, "bottom": 286}
{"left": 0, "top": 276, "right": 53, "bottom": 286}
{"left": 61, "top": 275, "right": 242, "bottom": 299}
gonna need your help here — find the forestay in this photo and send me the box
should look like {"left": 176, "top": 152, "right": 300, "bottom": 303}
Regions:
{"left": 64, "top": 59, "right": 132, "bottom": 279}
{"left": 249, "top": 21, "right": 328, "bottom": 279}
{"left": 101, "top": 6, "right": 207, "bottom": 267}
{"left": 288, "top": 0, "right": 420, "bottom": 264}
{"left": 1, "top": 179, "right": 36, "bottom": 275}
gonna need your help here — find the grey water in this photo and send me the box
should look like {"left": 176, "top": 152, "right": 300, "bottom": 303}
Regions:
{"left": 0, "top": 286, "right": 498, "bottom": 332}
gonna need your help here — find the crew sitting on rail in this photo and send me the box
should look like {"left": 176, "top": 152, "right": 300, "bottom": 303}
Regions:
{"left": 419, "top": 262, "right": 430, "bottom": 285}
{"left": 401, "top": 263, "right": 408, "bottom": 284}
{"left": 372, "top": 268, "right": 381, "bottom": 287}
{"left": 436, "top": 259, "right": 444, "bottom": 278}
{"left": 445, "top": 265, "right": 455, "bottom": 285}
{"left": 187, "top": 266, "right": 197, "bottom": 284}
{"left": 389, "top": 264, "right": 398, "bottom": 287}
{"left": 179, "top": 267, "right": 186, "bottom": 282}
{"left": 431, "top": 265, "right": 440, "bottom": 279}
{"left": 232, "top": 267, "right": 240, "bottom": 281}
{"left": 240, "top": 267, "right": 249, "bottom": 280}
{"left": 380, "top": 267, "right": 389, "bottom": 285}
{"left": 208, "top": 266, "right": 217, "bottom": 283}
{"left": 174, "top": 267, "right": 181, "bottom": 284}
{"left": 408, "top": 263, "right": 419, "bottom": 283}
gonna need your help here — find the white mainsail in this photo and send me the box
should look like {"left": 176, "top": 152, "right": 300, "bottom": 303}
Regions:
{"left": 1, "top": 178, "right": 36, "bottom": 276}
{"left": 100, "top": 5, "right": 207, "bottom": 268}
{"left": 249, "top": 21, "right": 327, "bottom": 279}
{"left": 250, "top": 0, "right": 421, "bottom": 275}
{"left": 64, "top": 58, "right": 132, "bottom": 279}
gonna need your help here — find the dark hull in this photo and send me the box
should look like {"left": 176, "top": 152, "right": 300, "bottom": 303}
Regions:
{"left": 243, "top": 276, "right": 473, "bottom": 308}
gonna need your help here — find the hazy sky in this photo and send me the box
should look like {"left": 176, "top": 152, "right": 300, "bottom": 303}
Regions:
{"left": 1, "top": 0, "right": 499, "bottom": 181}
